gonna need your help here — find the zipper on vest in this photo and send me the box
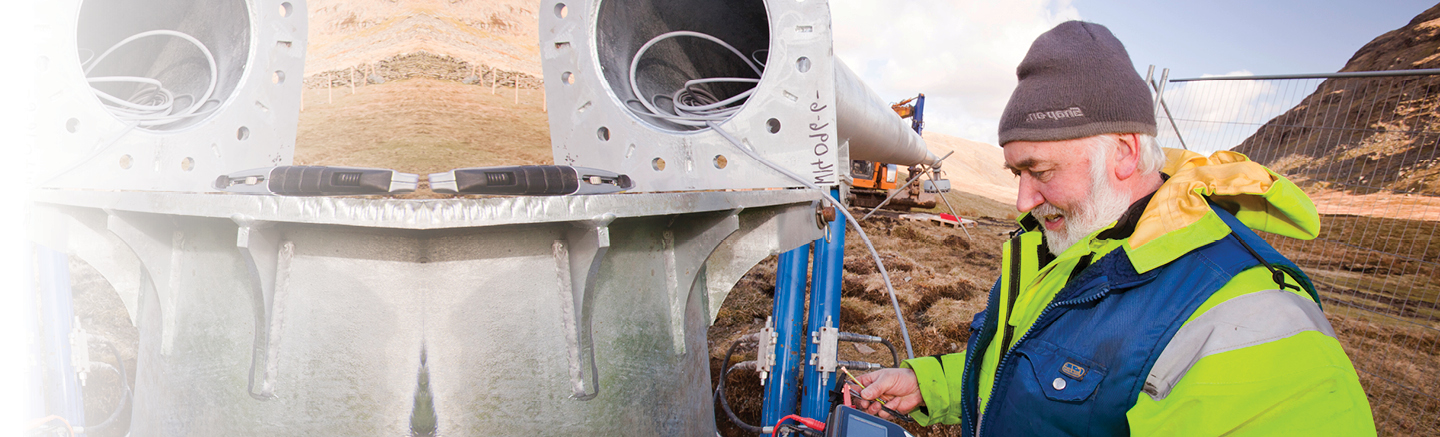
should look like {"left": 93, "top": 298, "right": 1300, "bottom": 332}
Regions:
{"left": 976, "top": 276, "right": 1111, "bottom": 437}
{"left": 997, "top": 237, "right": 1023, "bottom": 359}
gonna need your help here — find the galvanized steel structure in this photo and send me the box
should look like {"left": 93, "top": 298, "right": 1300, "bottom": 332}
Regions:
{"left": 30, "top": 0, "right": 934, "bottom": 434}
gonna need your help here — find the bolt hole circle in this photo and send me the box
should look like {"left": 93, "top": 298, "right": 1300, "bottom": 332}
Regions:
{"left": 652, "top": 157, "right": 666, "bottom": 171}
{"left": 597, "top": 126, "right": 610, "bottom": 141}
{"left": 555, "top": 3, "right": 568, "bottom": 18}
{"left": 714, "top": 155, "right": 728, "bottom": 169}
{"left": 766, "top": 118, "right": 781, "bottom": 134}
{"left": 796, "top": 57, "right": 811, "bottom": 73}
{"left": 562, "top": 71, "right": 574, "bottom": 84}
{"left": 119, "top": 155, "right": 133, "bottom": 169}
{"left": 273, "top": 71, "right": 285, "bottom": 84}
{"left": 280, "top": 2, "right": 293, "bottom": 17}
{"left": 181, "top": 157, "right": 194, "bottom": 171}
{"left": 237, "top": 126, "right": 250, "bottom": 140}
{"left": 66, "top": 118, "right": 79, "bottom": 133}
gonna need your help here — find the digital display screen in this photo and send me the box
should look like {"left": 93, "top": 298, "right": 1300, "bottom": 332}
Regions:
{"left": 846, "top": 415, "right": 889, "bottom": 437}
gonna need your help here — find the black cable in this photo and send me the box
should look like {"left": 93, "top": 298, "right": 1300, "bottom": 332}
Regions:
{"left": 878, "top": 338, "right": 900, "bottom": 368}
{"left": 837, "top": 332, "right": 901, "bottom": 368}
{"left": 86, "top": 339, "right": 131, "bottom": 431}
{"left": 716, "top": 336, "right": 764, "bottom": 434}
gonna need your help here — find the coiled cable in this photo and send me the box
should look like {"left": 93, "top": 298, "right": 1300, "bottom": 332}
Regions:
{"left": 83, "top": 30, "right": 219, "bottom": 127}
{"left": 627, "top": 31, "right": 763, "bottom": 128}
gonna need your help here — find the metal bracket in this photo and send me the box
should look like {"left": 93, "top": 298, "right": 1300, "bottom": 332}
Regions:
{"left": 69, "top": 317, "right": 91, "bottom": 386}
{"left": 663, "top": 210, "right": 742, "bottom": 355}
{"left": 703, "top": 201, "right": 826, "bottom": 324}
{"left": 813, "top": 316, "right": 839, "bottom": 373}
{"left": 756, "top": 317, "right": 777, "bottom": 385}
{"left": 105, "top": 211, "right": 182, "bottom": 356}
{"left": 554, "top": 213, "right": 616, "bottom": 401}
{"left": 233, "top": 214, "right": 293, "bottom": 400}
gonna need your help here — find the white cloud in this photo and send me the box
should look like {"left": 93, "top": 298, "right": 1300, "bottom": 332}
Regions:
{"left": 831, "top": 0, "right": 1081, "bottom": 145}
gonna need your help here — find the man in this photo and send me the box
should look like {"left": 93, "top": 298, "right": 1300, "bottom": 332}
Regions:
{"left": 855, "top": 21, "right": 1376, "bottom": 435}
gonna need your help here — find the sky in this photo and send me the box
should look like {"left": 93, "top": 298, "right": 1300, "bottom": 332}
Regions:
{"left": 832, "top": 0, "right": 1440, "bottom": 148}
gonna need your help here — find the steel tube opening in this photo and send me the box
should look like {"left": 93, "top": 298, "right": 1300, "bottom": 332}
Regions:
{"left": 596, "top": 0, "right": 770, "bottom": 132}
{"left": 76, "top": 0, "right": 252, "bottom": 132}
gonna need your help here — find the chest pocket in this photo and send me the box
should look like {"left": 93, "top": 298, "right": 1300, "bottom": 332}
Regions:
{"left": 1017, "top": 339, "right": 1106, "bottom": 402}
{"left": 993, "top": 338, "right": 1110, "bottom": 436}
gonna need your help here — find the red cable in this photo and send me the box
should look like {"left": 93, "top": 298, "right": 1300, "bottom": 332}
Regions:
{"left": 771, "top": 414, "right": 826, "bottom": 437}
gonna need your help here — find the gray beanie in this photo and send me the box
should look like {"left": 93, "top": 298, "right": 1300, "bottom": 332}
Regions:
{"left": 997, "top": 21, "right": 1156, "bottom": 146}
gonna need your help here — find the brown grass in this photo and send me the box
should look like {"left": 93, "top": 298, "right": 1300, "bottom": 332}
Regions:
{"left": 295, "top": 77, "right": 552, "bottom": 177}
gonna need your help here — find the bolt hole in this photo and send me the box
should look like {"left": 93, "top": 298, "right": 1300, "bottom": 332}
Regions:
{"left": 119, "top": 155, "right": 132, "bottom": 169}
{"left": 796, "top": 57, "right": 811, "bottom": 73}
{"left": 237, "top": 126, "right": 250, "bottom": 140}
{"left": 181, "top": 157, "right": 194, "bottom": 171}
{"left": 66, "top": 118, "right": 79, "bottom": 133}
{"left": 273, "top": 71, "right": 285, "bottom": 84}
{"left": 652, "top": 157, "right": 666, "bottom": 171}
{"left": 562, "top": 72, "right": 574, "bottom": 84}
{"left": 714, "top": 155, "right": 728, "bottom": 169}
{"left": 766, "top": 118, "right": 781, "bottom": 134}
{"left": 555, "top": 3, "right": 568, "bottom": 18}
{"left": 280, "top": 2, "right": 293, "bottom": 17}
{"left": 597, "top": 126, "right": 610, "bottom": 141}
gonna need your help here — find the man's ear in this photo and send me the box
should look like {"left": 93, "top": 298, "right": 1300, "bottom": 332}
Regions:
{"left": 1112, "top": 133, "right": 1142, "bottom": 180}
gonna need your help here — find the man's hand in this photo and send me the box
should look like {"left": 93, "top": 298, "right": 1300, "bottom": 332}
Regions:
{"left": 852, "top": 368, "right": 923, "bottom": 420}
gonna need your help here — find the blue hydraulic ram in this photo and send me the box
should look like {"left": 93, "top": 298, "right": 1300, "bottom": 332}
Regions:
{"left": 33, "top": 245, "right": 87, "bottom": 430}
{"left": 761, "top": 188, "right": 850, "bottom": 424}
{"left": 802, "top": 190, "right": 846, "bottom": 420}
{"left": 760, "top": 246, "right": 811, "bottom": 427}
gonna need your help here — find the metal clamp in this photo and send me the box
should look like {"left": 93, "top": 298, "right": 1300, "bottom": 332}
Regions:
{"left": 756, "top": 317, "right": 778, "bottom": 385}
{"left": 815, "top": 317, "right": 840, "bottom": 373}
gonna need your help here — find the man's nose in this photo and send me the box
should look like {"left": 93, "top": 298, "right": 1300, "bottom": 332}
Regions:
{"left": 1015, "top": 176, "right": 1043, "bottom": 213}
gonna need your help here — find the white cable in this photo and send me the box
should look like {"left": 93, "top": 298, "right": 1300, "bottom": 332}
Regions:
{"left": 628, "top": 31, "right": 762, "bottom": 129}
{"left": 706, "top": 120, "right": 916, "bottom": 360}
{"left": 84, "top": 30, "right": 218, "bottom": 127}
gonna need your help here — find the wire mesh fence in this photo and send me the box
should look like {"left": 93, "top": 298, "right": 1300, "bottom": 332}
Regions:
{"left": 1155, "top": 69, "right": 1440, "bottom": 434}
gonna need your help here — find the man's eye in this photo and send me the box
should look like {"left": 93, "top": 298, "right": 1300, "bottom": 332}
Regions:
{"left": 1030, "top": 170, "right": 1047, "bottom": 179}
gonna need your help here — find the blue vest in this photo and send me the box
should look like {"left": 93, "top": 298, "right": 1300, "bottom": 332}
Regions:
{"left": 958, "top": 205, "right": 1316, "bottom": 436}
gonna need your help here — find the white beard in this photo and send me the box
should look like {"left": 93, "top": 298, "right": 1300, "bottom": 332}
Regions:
{"left": 1032, "top": 165, "right": 1133, "bottom": 255}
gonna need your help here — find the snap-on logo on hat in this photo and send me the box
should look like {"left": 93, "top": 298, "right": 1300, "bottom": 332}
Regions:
{"left": 1061, "top": 361, "right": 1087, "bottom": 380}
{"left": 1025, "top": 107, "right": 1085, "bottom": 123}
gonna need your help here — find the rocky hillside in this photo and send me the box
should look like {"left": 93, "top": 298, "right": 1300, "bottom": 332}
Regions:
{"left": 1233, "top": 3, "right": 1440, "bottom": 194}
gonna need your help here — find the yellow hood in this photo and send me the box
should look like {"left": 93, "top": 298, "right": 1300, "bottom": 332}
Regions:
{"left": 1126, "top": 148, "right": 1320, "bottom": 273}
